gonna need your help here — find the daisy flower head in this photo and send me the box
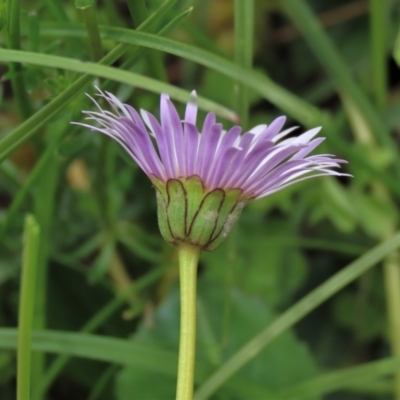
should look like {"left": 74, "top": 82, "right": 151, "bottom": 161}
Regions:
{"left": 76, "top": 89, "right": 348, "bottom": 251}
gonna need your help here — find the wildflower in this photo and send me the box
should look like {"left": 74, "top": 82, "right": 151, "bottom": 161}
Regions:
{"left": 76, "top": 89, "right": 347, "bottom": 251}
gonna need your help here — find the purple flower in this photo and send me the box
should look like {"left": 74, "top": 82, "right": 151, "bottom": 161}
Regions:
{"left": 76, "top": 89, "right": 348, "bottom": 250}
{"left": 78, "top": 89, "right": 346, "bottom": 199}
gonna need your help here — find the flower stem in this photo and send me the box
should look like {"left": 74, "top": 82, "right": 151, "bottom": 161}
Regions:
{"left": 176, "top": 243, "right": 200, "bottom": 400}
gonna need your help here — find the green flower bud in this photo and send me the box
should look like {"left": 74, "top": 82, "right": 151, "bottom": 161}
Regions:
{"left": 152, "top": 175, "right": 248, "bottom": 251}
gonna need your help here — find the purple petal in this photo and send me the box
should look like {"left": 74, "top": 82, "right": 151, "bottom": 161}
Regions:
{"left": 231, "top": 142, "right": 276, "bottom": 188}
{"left": 244, "top": 159, "right": 307, "bottom": 194}
{"left": 291, "top": 138, "right": 325, "bottom": 160}
{"left": 141, "top": 109, "right": 174, "bottom": 178}
{"left": 209, "top": 147, "right": 242, "bottom": 188}
{"left": 258, "top": 172, "right": 341, "bottom": 198}
{"left": 257, "top": 116, "right": 287, "bottom": 142}
{"left": 183, "top": 122, "right": 199, "bottom": 177}
{"left": 201, "top": 112, "right": 216, "bottom": 136}
{"left": 238, "top": 132, "right": 255, "bottom": 154}
{"left": 214, "top": 126, "right": 242, "bottom": 159}
{"left": 244, "top": 144, "right": 305, "bottom": 187}
{"left": 184, "top": 90, "right": 198, "bottom": 125}
{"left": 199, "top": 124, "right": 223, "bottom": 181}
{"left": 166, "top": 98, "right": 185, "bottom": 176}
{"left": 118, "top": 117, "right": 165, "bottom": 179}
{"left": 160, "top": 94, "right": 180, "bottom": 176}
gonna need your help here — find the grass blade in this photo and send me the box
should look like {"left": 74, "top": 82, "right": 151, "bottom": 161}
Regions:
{"left": 276, "top": 357, "right": 400, "bottom": 399}
{"left": 8, "top": 0, "right": 33, "bottom": 118}
{"left": 234, "top": 0, "right": 254, "bottom": 128}
{"left": 369, "top": 0, "right": 388, "bottom": 109}
{"left": 17, "top": 215, "right": 41, "bottom": 400}
{"left": 0, "top": 49, "right": 237, "bottom": 121}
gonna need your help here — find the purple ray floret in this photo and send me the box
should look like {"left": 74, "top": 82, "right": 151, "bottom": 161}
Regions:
{"left": 76, "top": 88, "right": 348, "bottom": 199}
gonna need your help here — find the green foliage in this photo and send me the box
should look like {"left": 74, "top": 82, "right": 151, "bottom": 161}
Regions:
{"left": 1, "top": 0, "right": 400, "bottom": 399}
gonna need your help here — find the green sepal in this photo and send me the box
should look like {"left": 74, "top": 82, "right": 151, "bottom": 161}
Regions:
{"left": 155, "top": 189, "right": 175, "bottom": 245}
{"left": 152, "top": 175, "right": 248, "bottom": 251}
{"left": 151, "top": 176, "right": 168, "bottom": 204}
{"left": 189, "top": 189, "right": 225, "bottom": 247}
{"left": 182, "top": 176, "right": 205, "bottom": 234}
{"left": 210, "top": 188, "right": 242, "bottom": 243}
{"left": 206, "top": 200, "right": 247, "bottom": 251}
{"left": 166, "top": 179, "right": 187, "bottom": 240}
{"left": 152, "top": 176, "right": 174, "bottom": 245}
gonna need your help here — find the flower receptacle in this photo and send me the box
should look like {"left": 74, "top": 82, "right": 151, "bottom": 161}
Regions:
{"left": 153, "top": 175, "right": 247, "bottom": 251}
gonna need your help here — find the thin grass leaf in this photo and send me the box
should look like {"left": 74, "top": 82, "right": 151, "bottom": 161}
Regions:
{"left": 276, "top": 357, "right": 400, "bottom": 399}
{"left": 234, "top": 0, "right": 254, "bottom": 128}
{"left": 369, "top": 0, "right": 388, "bottom": 109}
{"left": 17, "top": 215, "right": 41, "bottom": 400}
{"left": 0, "top": 49, "right": 237, "bottom": 119}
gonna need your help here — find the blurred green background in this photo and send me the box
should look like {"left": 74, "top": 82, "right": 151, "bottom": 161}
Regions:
{"left": 1, "top": 0, "right": 400, "bottom": 399}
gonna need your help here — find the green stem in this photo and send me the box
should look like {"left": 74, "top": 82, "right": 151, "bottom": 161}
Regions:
{"left": 8, "top": 0, "right": 33, "bottom": 118}
{"left": 27, "top": 11, "right": 39, "bottom": 52}
{"left": 176, "top": 244, "right": 200, "bottom": 400}
{"left": 383, "top": 250, "right": 400, "bottom": 399}
{"left": 126, "top": 0, "right": 148, "bottom": 23}
{"left": 369, "top": 0, "right": 387, "bottom": 109}
{"left": 394, "top": 22, "right": 400, "bottom": 67}
{"left": 76, "top": 0, "right": 103, "bottom": 61}
{"left": 234, "top": 0, "right": 254, "bottom": 128}
{"left": 31, "top": 151, "right": 60, "bottom": 397}
{"left": 103, "top": 0, "right": 123, "bottom": 26}
{"left": 17, "top": 215, "right": 41, "bottom": 400}
{"left": 126, "top": 0, "right": 167, "bottom": 82}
